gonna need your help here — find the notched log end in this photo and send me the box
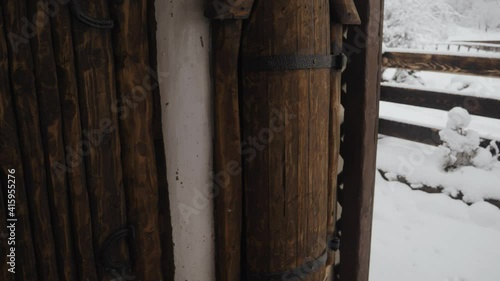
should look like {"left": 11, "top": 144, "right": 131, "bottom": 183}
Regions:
{"left": 205, "top": 0, "right": 254, "bottom": 20}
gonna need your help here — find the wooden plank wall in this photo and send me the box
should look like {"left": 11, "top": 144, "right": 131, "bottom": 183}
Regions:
{"left": 0, "top": 1, "right": 170, "bottom": 280}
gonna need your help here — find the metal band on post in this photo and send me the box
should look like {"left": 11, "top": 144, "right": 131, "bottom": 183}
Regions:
{"left": 242, "top": 54, "right": 347, "bottom": 72}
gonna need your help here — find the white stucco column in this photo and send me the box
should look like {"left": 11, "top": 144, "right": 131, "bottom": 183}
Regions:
{"left": 155, "top": 1, "right": 215, "bottom": 280}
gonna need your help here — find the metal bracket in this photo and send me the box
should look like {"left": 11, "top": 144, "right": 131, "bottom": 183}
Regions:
{"left": 70, "top": 0, "right": 114, "bottom": 29}
{"left": 247, "top": 250, "right": 328, "bottom": 281}
{"left": 242, "top": 54, "right": 347, "bottom": 72}
{"left": 99, "top": 225, "right": 135, "bottom": 272}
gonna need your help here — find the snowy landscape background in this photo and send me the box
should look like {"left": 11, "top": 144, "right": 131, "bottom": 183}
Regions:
{"left": 369, "top": 1, "right": 500, "bottom": 280}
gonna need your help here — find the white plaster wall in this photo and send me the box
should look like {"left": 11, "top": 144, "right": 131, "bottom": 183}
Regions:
{"left": 155, "top": 1, "right": 215, "bottom": 280}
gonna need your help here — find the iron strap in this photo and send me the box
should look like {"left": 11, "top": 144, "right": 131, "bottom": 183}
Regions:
{"left": 247, "top": 250, "right": 328, "bottom": 281}
{"left": 242, "top": 54, "right": 347, "bottom": 72}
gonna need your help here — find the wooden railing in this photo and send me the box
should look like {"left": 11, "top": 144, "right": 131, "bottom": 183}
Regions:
{"left": 379, "top": 49, "right": 500, "bottom": 146}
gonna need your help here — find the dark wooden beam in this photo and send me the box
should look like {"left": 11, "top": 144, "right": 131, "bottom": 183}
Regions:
{"left": 50, "top": 3, "right": 98, "bottom": 280}
{"left": 206, "top": 0, "right": 255, "bottom": 19}
{"left": 381, "top": 85, "right": 500, "bottom": 120}
{"left": 2, "top": 1, "right": 56, "bottom": 280}
{"left": 331, "top": 0, "right": 361, "bottom": 25}
{"left": 378, "top": 119, "right": 443, "bottom": 146}
{"left": 72, "top": 1, "right": 130, "bottom": 279}
{"left": 378, "top": 119, "right": 495, "bottom": 147}
{"left": 383, "top": 51, "right": 500, "bottom": 77}
{"left": 340, "top": 0, "right": 384, "bottom": 280}
{"left": 212, "top": 20, "right": 243, "bottom": 281}
{"left": 109, "top": 0, "right": 163, "bottom": 279}
{"left": 26, "top": 1, "right": 77, "bottom": 279}
{"left": 0, "top": 5, "right": 39, "bottom": 279}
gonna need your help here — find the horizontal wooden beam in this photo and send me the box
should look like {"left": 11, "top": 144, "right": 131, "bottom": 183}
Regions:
{"left": 382, "top": 51, "right": 500, "bottom": 77}
{"left": 379, "top": 119, "right": 495, "bottom": 147}
{"left": 381, "top": 85, "right": 500, "bottom": 119}
{"left": 379, "top": 119, "right": 442, "bottom": 146}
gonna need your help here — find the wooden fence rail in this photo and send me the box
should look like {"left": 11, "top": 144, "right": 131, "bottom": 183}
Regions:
{"left": 380, "top": 50, "right": 500, "bottom": 148}
{"left": 383, "top": 51, "right": 500, "bottom": 77}
{"left": 381, "top": 85, "right": 500, "bottom": 120}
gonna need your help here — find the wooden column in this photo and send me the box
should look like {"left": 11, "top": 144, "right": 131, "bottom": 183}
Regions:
{"left": 26, "top": 1, "right": 77, "bottom": 280}
{"left": 241, "top": 1, "right": 331, "bottom": 280}
{"left": 50, "top": 3, "right": 99, "bottom": 280}
{"left": 72, "top": 0, "right": 130, "bottom": 279}
{"left": 340, "top": 0, "right": 383, "bottom": 280}
{"left": 109, "top": 0, "right": 163, "bottom": 279}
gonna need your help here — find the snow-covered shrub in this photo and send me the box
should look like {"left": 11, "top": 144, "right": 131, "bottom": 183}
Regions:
{"left": 382, "top": 69, "right": 424, "bottom": 86}
{"left": 438, "top": 107, "right": 495, "bottom": 170}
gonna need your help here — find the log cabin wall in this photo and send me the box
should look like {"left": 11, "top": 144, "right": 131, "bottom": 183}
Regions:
{"left": 0, "top": 1, "right": 172, "bottom": 280}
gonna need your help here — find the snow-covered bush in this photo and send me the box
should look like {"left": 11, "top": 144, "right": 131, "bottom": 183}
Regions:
{"left": 384, "top": 0, "right": 460, "bottom": 47}
{"left": 438, "top": 107, "right": 495, "bottom": 170}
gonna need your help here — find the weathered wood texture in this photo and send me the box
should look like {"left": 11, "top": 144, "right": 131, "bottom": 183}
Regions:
{"left": 206, "top": 0, "right": 255, "bottom": 19}
{"left": 26, "top": 1, "right": 77, "bottom": 280}
{"left": 147, "top": 0, "right": 175, "bottom": 279}
{"left": 241, "top": 0, "right": 331, "bottom": 280}
{"left": 212, "top": 20, "right": 243, "bottom": 281}
{"left": 331, "top": 0, "right": 361, "bottom": 24}
{"left": 50, "top": 3, "right": 99, "bottom": 280}
{"left": 2, "top": 1, "right": 56, "bottom": 280}
{"left": 72, "top": 0, "right": 130, "bottom": 279}
{"left": 0, "top": 7, "right": 37, "bottom": 279}
{"left": 381, "top": 85, "right": 500, "bottom": 120}
{"left": 383, "top": 51, "right": 500, "bottom": 77}
{"left": 340, "top": 0, "right": 383, "bottom": 280}
{"left": 109, "top": 0, "right": 163, "bottom": 279}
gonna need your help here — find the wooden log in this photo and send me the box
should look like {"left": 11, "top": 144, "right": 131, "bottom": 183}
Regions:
{"left": 206, "top": 0, "right": 255, "bottom": 19}
{"left": 147, "top": 0, "right": 175, "bottom": 279}
{"left": 212, "top": 20, "right": 243, "bottom": 281}
{"left": 26, "top": 1, "right": 77, "bottom": 280}
{"left": 1, "top": 2, "right": 57, "bottom": 280}
{"left": 383, "top": 51, "right": 500, "bottom": 77}
{"left": 0, "top": 8, "right": 38, "bottom": 280}
{"left": 340, "top": 0, "right": 383, "bottom": 280}
{"left": 241, "top": 1, "right": 330, "bottom": 280}
{"left": 381, "top": 85, "right": 500, "bottom": 120}
{"left": 50, "top": 3, "right": 99, "bottom": 280}
{"left": 331, "top": 0, "right": 361, "bottom": 24}
{"left": 108, "top": 0, "right": 163, "bottom": 279}
{"left": 379, "top": 119, "right": 443, "bottom": 146}
{"left": 72, "top": 0, "right": 130, "bottom": 279}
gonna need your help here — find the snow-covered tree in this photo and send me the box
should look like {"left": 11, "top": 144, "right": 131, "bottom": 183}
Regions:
{"left": 384, "top": 0, "right": 461, "bottom": 47}
{"left": 438, "top": 107, "right": 495, "bottom": 170}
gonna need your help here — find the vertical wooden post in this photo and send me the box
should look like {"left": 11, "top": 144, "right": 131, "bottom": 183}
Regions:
{"left": 50, "top": 3, "right": 99, "bottom": 280}
{"left": 72, "top": 0, "right": 130, "bottom": 279}
{"left": 212, "top": 19, "right": 244, "bottom": 281}
{"left": 340, "top": 0, "right": 383, "bottom": 280}
{"left": 241, "top": 1, "right": 331, "bottom": 280}
{"left": 1, "top": 1, "right": 55, "bottom": 280}
{"left": 109, "top": 0, "right": 163, "bottom": 279}
{"left": 147, "top": 0, "right": 175, "bottom": 279}
{"left": 26, "top": 1, "right": 77, "bottom": 279}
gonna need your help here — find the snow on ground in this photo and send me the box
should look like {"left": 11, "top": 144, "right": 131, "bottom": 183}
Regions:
{"left": 448, "top": 26, "right": 500, "bottom": 42}
{"left": 370, "top": 171, "right": 500, "bottom": 281}
{"left": 376, "top": 136, "right": 500, "bottom": 203}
